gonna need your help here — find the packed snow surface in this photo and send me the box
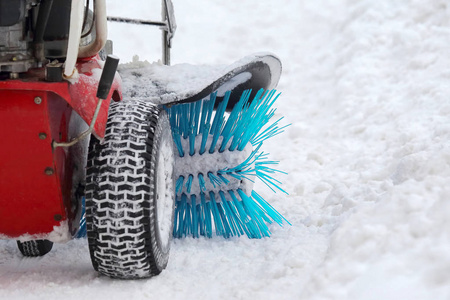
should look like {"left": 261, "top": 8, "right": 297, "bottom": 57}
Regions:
{"left": 1, "top": 0, "right": 450, "bottom": 299}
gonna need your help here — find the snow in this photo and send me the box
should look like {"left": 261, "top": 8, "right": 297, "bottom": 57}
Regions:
{"left": 1, "top": 0, "right": 450, "bottom": 299}
{"left": 0, "top": 221, "right": 71, "bottom": 243}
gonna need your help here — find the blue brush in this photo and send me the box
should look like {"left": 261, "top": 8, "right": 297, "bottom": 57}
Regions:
{"left": 76, "top": 197, "right": 86, "bottom": 238}
{"left": 166, "top": 89, "right": 290, "bottom": 239}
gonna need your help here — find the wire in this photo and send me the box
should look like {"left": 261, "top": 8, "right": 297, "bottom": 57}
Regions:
{"left": 81, "top": 0, "right": 89, "bottom": 34}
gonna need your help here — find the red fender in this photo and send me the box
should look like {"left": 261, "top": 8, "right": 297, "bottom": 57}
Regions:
{"left": 0, "top": 56, "right": 122, "bottom": 240}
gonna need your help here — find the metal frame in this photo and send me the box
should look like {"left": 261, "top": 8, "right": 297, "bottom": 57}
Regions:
{"left": 106, "top": 0, "right": 176, "bottom": 65}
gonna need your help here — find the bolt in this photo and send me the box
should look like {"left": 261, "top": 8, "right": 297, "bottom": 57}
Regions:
{"left": 54, "top": 214, "right": 62, "bottom": 221}
{"left": 34, "top": 97, "right": 42, "bottom": 105}
{"left": 39, "top": 133, "right": 47, "bottom": 140}
{"left": 44, "top": 167, "right": 54, "bottom": 176}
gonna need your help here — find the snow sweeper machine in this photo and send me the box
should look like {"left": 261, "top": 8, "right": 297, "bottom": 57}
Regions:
{"left": 0, "top": 0, "right": 289, "bottom": 279}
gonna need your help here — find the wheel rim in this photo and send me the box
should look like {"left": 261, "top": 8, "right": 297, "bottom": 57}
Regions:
{"left": 156, "top": 130, "right": 175, "bottom": 251}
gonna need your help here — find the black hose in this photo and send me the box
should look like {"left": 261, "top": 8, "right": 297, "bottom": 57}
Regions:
{"left": 81, "top": 0, "right": 90, "bottom": 34}
{"left": 33, "top": 0, "right": 54, "bottom": 43}
{"left": 33, "top": 0, "right": 54, "bottom": 61}
{"left": 97, "top": 55, "right": 120, "bottom": 100}
{"left": 81, "top": 0, "right": 96, "bottom": 38}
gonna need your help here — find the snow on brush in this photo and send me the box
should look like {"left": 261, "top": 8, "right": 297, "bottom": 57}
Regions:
{"left": 2, "top": 0, "right": 450, "bottom": 299}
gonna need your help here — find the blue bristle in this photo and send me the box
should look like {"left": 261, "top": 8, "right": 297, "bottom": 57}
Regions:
{"left": 209, "top": 192, "right": 224, "bottom": 237}
{"left": 170, "top": 106, "right": 185, "bottom": 157}
{"left": 219, "top": 191, "right": 243, "bottom": 237}
{"left": 173, "top": 128, "right": 184, "bottom": 157}
{"left": 167, "top": 89, "right": 290, "bottom": 239}
{"left": 198, "top": 173, "right": 206, "bottom": 192}
{"left": 202, "top": 193, "right": 213, "bottom": 238}
{"left": 185, "top": 200, "right": 192, "bottom": 236}
{"left": 175, "top": 176, "right": 184, "bottom": 194}
{"left": 229, "top": 191, "right": 252, "bottom": 237}
{"left": 209, "top": 93, "right": 229, "bottom": 153}
{"left": 76, "top": 197, "right": 87, "bottom": 238}
{"left": 252, "top": 117, "right": 289, "bottom": 146}
{"left": 217, "top": 173, "right": 230, "bottom": 185}
{"left": 199, "top": 96, "right": 215, "bottom": 155}
{"left": 207, "top": 172, "right": 222, "bottom": 188}
{"left": 191, "top": 195, "right": 198, "bottom": 238}
{"left": 174, "top": 194, "right": 188, "bottom": 238}
{"left": 188, "top": 101, "right": 202, "bottom": 156}
{"left": 238, "top": 189, "right": 268, "bottom": 238}
{"left": 252, "top": 191, "right": 291, "bottom": 226}
{"left": 228, "top": 89, "right": 260, "bottom": 152}
{"left": 186, "top": 174, "right": 193, "bottom": 193}
{"left": 216, "top": 201, "right": 231, "bottom": 238}
{"left": 219, "top": 90, "right": 249, "bottom": 152}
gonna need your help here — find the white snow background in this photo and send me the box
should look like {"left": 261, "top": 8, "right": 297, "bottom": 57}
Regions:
{"left": 1, "top": 0, "right": 450, "bottom": 299}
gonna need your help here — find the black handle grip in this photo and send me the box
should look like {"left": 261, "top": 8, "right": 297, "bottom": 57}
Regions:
{"left": 96, "top": 55, "right": 120, "bottom": 99}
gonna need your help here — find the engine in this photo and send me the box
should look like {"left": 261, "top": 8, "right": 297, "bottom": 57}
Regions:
{"left": 0, "top": 0, "right": 80, "bottom": 77}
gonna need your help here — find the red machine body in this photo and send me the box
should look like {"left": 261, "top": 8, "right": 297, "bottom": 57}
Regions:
{"left": 0, "top": 57, "right": 122, "bottom": 240}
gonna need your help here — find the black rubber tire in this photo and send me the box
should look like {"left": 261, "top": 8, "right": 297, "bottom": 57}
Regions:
{"left": 85, "top": 100, "right": 175, "bottom": 279}
{"left": 17, "top": 240, "right": 53, "bottom": 257}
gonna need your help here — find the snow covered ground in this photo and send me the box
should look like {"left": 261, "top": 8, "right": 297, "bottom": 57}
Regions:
{"left": 1, "top": 0, "right": 450, "bottom": 299}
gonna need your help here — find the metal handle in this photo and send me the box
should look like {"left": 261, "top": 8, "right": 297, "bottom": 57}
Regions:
{"left": 97, "top": 55, "right": 120, "bottom": 99}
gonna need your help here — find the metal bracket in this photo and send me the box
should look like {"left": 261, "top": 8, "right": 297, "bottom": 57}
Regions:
{"left": 52, "top": 97, "right": 103, "bottom": 149}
